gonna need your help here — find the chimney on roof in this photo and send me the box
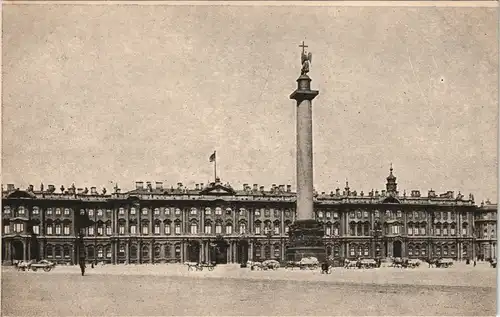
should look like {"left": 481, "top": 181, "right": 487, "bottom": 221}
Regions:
{"left": 335, "top": 188, "right": 340, "bottom": 196}
{"left": 195, "top": 184, "right": 199, "bottom": 190}
{"left": 253, "top": 184, "right": 258, "bottom": 191}
{"left": 279, "top": 185, "right": 285, "bottom": 193}
{"left": 260, "top": 186, "right": 265, "bottom": 192}
{"left": 156, "top": 182, "right": 163, "bottom": 190}
{"left": 287, "top": 185, "right": 292, "bottom": 192}
{"left": 77, "top": 188, "right": 84, "bottom": 195}
{"left": 90, "top": 187, "right": 97, "bottom": 195}
{"left": 243, "top": 183, "right": 248, "bottom": 191}
{"left": 381, "top": 190, "right": 386, "bottom": 196}
{"left": 48, "top": 185, "right": 56, "bottom": 193}
{"left": 7, "top": 184, "right": 15, "bottom": 191}
{"left": 146, "top": 181, "right": 152, "bottom": 190}
{"left": 200, "top": 183, "right": 204, "bottom": 189}
{"left": 177, "top": 182, "right": 183, "bottom": 189}
{"left": 375, "top": 190, "right": 379, "bottom": 197}
{"left": 135, "top": 181, "right": 144, "bottom": 190}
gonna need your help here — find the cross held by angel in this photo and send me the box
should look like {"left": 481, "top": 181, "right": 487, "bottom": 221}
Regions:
{"left": 300, "top": 41, "right": 312, "bottom": 75}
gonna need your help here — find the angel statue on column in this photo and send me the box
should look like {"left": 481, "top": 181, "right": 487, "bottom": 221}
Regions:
{"left": 301, "top": 48, "right": 312, "bottom": 75}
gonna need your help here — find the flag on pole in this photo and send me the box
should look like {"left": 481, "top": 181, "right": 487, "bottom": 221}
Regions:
{"left": 209, "top": 151, "right": 216, "bottom": 162}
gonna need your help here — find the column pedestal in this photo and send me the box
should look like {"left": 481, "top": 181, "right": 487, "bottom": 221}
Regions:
{"left": 286, "top": 219, "right": 326, "bottom": 262}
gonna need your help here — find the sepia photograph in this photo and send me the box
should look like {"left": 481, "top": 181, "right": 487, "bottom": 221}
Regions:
{"left": 1, "top": 1, "right": 498, "bottom": 316}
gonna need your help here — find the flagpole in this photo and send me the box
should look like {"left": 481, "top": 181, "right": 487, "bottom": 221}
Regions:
{"left": 214, "top": 151, "right": 217, "bottom": 182}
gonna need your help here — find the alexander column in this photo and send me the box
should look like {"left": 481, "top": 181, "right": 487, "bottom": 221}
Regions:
{"left": 286, "top": 41, "right": 326, "bottom": 262}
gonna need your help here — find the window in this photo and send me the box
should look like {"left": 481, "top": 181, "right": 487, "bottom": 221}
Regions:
{"left": 334, "top": 226, "right": 339, "bottom": 236}
{"left": 274, "top": 246, "right": 280, "bottom": 258}
{"left": 14, "top": 223, "right": 23, "bottom": 232}
{"left": 326, "top": 212, "right": 331, "bottom": 218}
{"left": 349, "top": 246, "right": 355, "bottom": 256}
{"left": 190, "top": 223, "right": 198, "bottom": 234}
{"left": 285, "top": 210, "right": 291, "bottom": 218}
{"left": 226, "top": 224, "right": 232, "bottom": 234}
{"left": 165, "top": 224, "right": 171, "bottom": 235}
{"left": 142, "top": 224, "right": 149, "bottom": 235}
{"left": 264, "top": 226, "right": 270, "bottom": 235}
{"left": 97, "top": 209, "right": 103, "bottom": 217}
{"left": 55, "top": 246, "right": 62, "bottom": 258}
{"left": 215, "top": 224, "right": 222, "bottom": 234}
{"left": 88, "top": 209, "right": 94, "bottom": 217}
{"left": 391, "top": 225, "right": 400, "bottom": 235}
{"left": 205, "top": 208, "right": 211, "bottom": 215}
{"left": 175, "top": 224, "right": 181, "bottom": 234}
{"left": 462, "top": 225, "right": 467, "bottom": 236}
{"left": 97, "top": 225, "right": 104, "bottom": 236}
{"left": 356, "top": 210, "right": 362, "bottom": 218}
{"left": 264, "top": 209, "right": 270, "bottom": 217}
{"left": 154, "top": 246, "right": 161, "bottom": 258}
{"left": 443, "top": 212, "right": 448, "bottom": 220}
{"left": 130, "top": 208, "right": 136, "bottom": 215}
{"left": 239, "top": 208, "right": 246, "bottom": 216}
{"left": 215, "top": 207, "right": 222, "bottom": 215}
{"left": 119, "top": 224, "right": 125, "bottom": 234}
{"left": 47, "top": 208, "right": 53, "bottom": 215}
{"left": 326, "top": 226, "right": 331, "bottom": 236}
{"left": 443, "top": 227, "right": 448, "bottom": 236}
{"left": 450, "top": 225, "right": 456, "bottom": 236}
{"left": 349, "top": 211, "right": 355, "bottom": 218}
{"left": 435, "top": 227, "right": 441, "bottom": 235}
{"left": 55, "top": 208, "right": 61, "bottom": 215}
{"left": 3, "top": 207, "right": 10, "bottom": 214}
{"left": 154, "top": 208, "right": 160, "bottom": 215}
{"left": 130, "top": 225, "right": 136, "bottom": 234}
{"left": 255, "top": 209, "right": 261, "bottom": 217}
{"left": 205, "top": 224, "right": 212, "bottom": 234}
{"left": 55, "top": 224, "right": 61, "bottom": 235}
{"left": 3, "top": 225, "right": 10, "bottom": 234}
{"left": 47, "top": 246, "right": 53, "bottom": 258}
{"left": 119, "top": 208, "right": 125, "bottom": 215}
{"left": 175, "top": 208, "right": 181, "bottom": 216}
{"left": 408, "top": 226, "right": 413, "bottom": 235}
{"left": 419, "top": 226, "right": 426, "bottom": 235}
{"left": 414, "top": 211, "right": 419, "bottom": 219}
{"left": 175, "top": 245, "right": 181, "bottom": 259}
{"left": 106, "top": 226, "right": 112, "bottom": 235}
{"left": 64, "top": 208, "right": 70, "bottom": 215}
{"left": 33, "top": 225, "right": 39, "bottom": 235}
{"left": 273, "top": 225, "right": 279, "bottom": 235}
{"left": 334, "top": 212, "right": 339, "bottom": 219}
{"left": 106, "top": 248, "right": 112, "bottom": 258}
{"left": 239, "top": 223, "right": 246, "bottom": 234}
{"left": 47, "top": 225, "right": 53, "bottom": 235}
{"left": 364, "top": 246, "right": 369, "bottom": 256}
{"left": 285, "top": 225, "right": 289, "bottom": 234}
{"left": 98, "top": 248, "right": 104, "bottom": 258}
{"left": 318, "top": 211, "right": 323, "bottom": 218}
{"left": 32, "top": 207, "right": 39, "bottom": 215}
{"left": 164, "top": 208, "right": 171, "bottom": 215}
{"left": 255, "top": 226, "right": 261, "bottom": 235}
{"left": 63, "top": 224, "right": 70, "bottom": 235}
{"left": 272, "top": 209, "right": 278, "bottom": 217}
{"left": 190, "top": 208, "right": 197, "bottom": 215}
{"left": 363, "top": 211, "right": 369, "bottom": 218}
{"left": 154, "top": 223, "right": 160, "bottom": 234}
{"left": 88, "top": 226, "right": 94, "bottom": 235}
{"left": 227, "top": 208, "right": 232, "bottom": 216}
{"left": 142, "top": 208, "right": 148, "bottom": 215}
{"left": 396, "top": 210, "right": 402, "bottom": 218}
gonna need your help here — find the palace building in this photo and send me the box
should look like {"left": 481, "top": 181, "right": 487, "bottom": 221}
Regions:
{"left": 1, "top": 168, "right": 490, "bottom": 265}
{"left": 474, "top": 200, "right": 497, "bottom": 260}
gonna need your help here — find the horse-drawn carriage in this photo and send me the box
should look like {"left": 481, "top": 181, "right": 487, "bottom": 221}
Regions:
{"left": 247, "top": 260, "right": 280, "bottom": 270}
{"left": 343, "top": 258, "right": 380, "bottom": 269}
{"left": 15, "top": 259, "right": 56, "bottom": 272}
{"left": 285, "top": 257, "right": 319, "bottom": 270}
{"left": 185, "top": 261, "right": 216, "bottom": 271}
{"left": 424, "top": 258, "right": 453, "bottom": 268}
{"left": 390, "top": 257, "right": 421, "bottom": 269}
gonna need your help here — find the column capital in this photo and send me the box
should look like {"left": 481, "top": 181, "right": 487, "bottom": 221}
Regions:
{"left": 290, "top": 75, "right": 319, "bottom": 102}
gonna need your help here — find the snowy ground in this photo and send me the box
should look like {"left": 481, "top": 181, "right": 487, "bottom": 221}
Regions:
{"left": 2, "top": 261, "right": 496, "bottom": 316}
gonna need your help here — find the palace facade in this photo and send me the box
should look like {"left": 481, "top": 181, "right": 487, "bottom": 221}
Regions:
{"left": 1, "top": 168, "right": 488, "bottom": 265}
{"left": 475, "top": 200, "right": 497, "bottom": 260}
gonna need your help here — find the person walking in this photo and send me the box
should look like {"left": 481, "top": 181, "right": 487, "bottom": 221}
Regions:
{"left": 79, "top": 258, "right": 86, "bottom": 276}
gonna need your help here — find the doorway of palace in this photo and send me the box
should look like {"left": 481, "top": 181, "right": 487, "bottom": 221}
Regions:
{"left": 211, "top": 240, "right": 228, "bottom": 264}
{"left": 236, "top": 240, "right": 249, "bottom": 264}
{"left": 11, "top": 240, "right": 24, "bottom": 261}
{"left": 30, "top": 235, "right": 40, "bottom": 261}
{"left": 393, "top": 240, "right": 402, "bottom": 258}
{"left": 187, "top": 241, "right": 200, "bottom": 263}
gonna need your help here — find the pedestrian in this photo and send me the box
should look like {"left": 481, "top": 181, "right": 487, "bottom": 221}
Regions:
{"left": 79, "top": 259, "right": 86, "bottom": 276}
{"left": 474, "top": 259, "right": 477, "bottom": 267}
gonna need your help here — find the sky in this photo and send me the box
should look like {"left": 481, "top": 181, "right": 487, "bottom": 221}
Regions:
{"left": 2, "top": 4, "right": 498, "bottom": 203}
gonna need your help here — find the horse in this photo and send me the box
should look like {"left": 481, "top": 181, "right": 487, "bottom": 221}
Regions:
{"left": 16, "top": 260, "right": 33, "bottom": 271}
{"left": 343, "top": 258, "right": 358, "bottom": 269}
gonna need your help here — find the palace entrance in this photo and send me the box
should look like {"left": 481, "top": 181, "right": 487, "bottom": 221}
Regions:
{"left": 187, "top": 241, "right": 200, "bottom": 262}
{"left": 236, "top": 240, "right": 249, "bottom": 264}
{"left": 393, "top": 240, "right": 402, "bottom": 258}
{"left": 210, "top": 239, "right": 229, "bottom": 264}
{"left": 11, "top": 240, "right": 24, "bottom": 261}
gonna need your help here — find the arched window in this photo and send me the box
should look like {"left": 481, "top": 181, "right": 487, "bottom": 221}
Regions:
{"left": 407, "top": 223, "right": 413, "bottom": 235}
{"left": 130, "top": 245, "right": 138, "bottom": 258}
{"left": 408, "top": 244, "right": 414, "bottom": 256}
{"left": 97, "top": 246, "right": 104, "bottom": 258}
{"left": 164, "top": 244, "right": 171, "bottom": 258}
{"left": 106, "top": 221, "right": 112, "bottom": 235}
{"left": 285, "top": 220, "right": 292, "bottom": 234}
{"left": 174, "top": 244, "right": 181, "bottom": 259}
{"left": 154, "top": 220, "right": 161, "bottom": 234}
{"left": 174, "top": 221, "right": 181, "bottom": 235}
{"left": 63, "top": 245, "right": 71, "bottom": 258}
{"left": 190, "top": 222, "right": 198, "bottom": 234}
{"left": 356, "top": 223, "right": 362, "bottom": 236}
{"left": 225, "top": 222, "right": 233, "bottom": 235}
{"left": 333, "top": 222, "right": 340, "bottom": 236}
{"left": 415, "top": 245, "right": 420, "bottom": 256}
{"left": 106, "top": 246, "right": 112, "bottom": 258}
{"left": 154, "top": 245, "right": 161, "bottom": 258}
{"left": 46, "top": 245, "right": 53, "bottom": 258}
{"left": 273, "top": 220, "right": 280, "bottom": 235}
{"left": 273, "top": 244, "right": 280, "bottom": 259}
{"left": 325, "top": 222, "right": 332, "bottom": 236}
{"left": 204, "top": 220, "right": 212, "bottom": 234}
{"left": 363, "top": 222, "right": 369, "bottom": 236}
{"left": 239, "top": 221, "right": 246, "bottom": 234}
{"left": 142, "top": 221, "right": 149, "bottom": 235}
{"left": 443, "top": 245, "right": 449, "bottom": 256}
{"left": 254, "top": 220, "right": 261, "bottom": 235}
{"left": 349, "top": 244, "right": 356, "bottom": 257}
{"left": 264, "top": 245, "right": 271, "bottom": 259}
{"left": 164, "top": 220, "right": 171, "bottom": 235}
{"left": 462, "top": 223, "right": 468, "bottom": 236}
{"left": 142, "top": 245, "right": 149, "bottom": 258}
{"left": 118, "top": 245, "right": 126, "bottom": 257}
{"left": 55, "top": 245, "right": 62, "bottom": 258}
{"left": 349, "top": 222, "right": 355, "bottom": 236}
{"left": 450, "top": 224, "right": 456, "bottom": 236}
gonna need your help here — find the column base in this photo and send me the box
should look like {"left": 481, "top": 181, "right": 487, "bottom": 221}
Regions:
{"left": 286, "top": 219, "right": 326, "bottom": 262}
